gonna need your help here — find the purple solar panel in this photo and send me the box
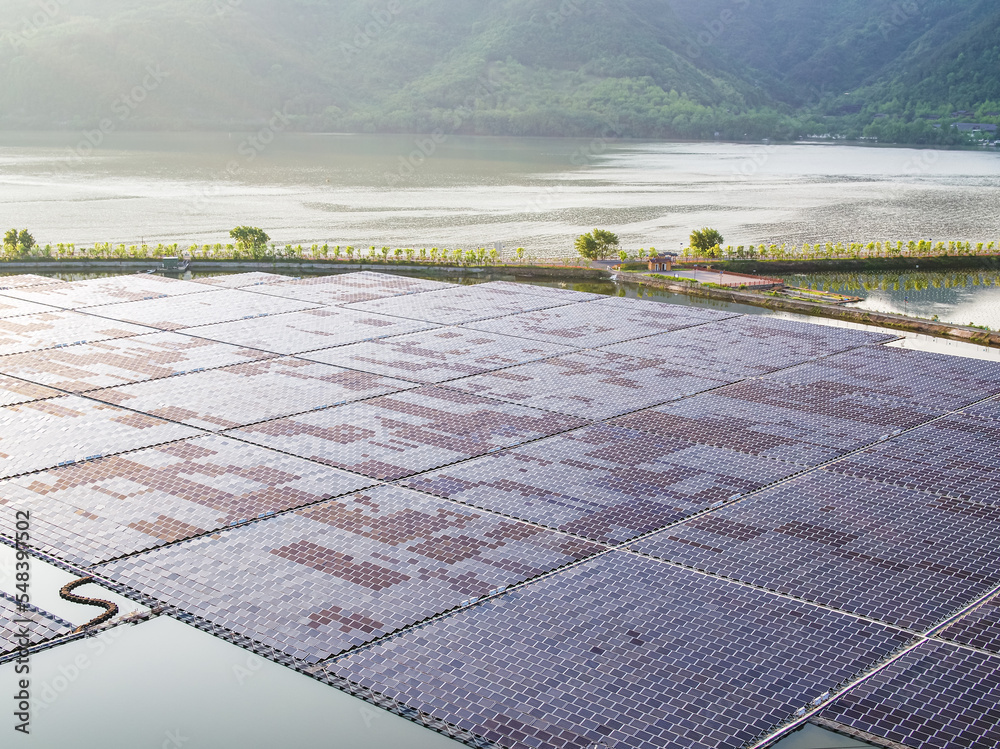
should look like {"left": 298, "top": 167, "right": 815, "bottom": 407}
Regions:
{"left": 300, "top": 326, "right": 576, "bottom": 383}
{"left": 97, "top": 485, "right": 605, "bottom": 662}
{"left": 0, "top": 332, "right": 276, "bottom": 392}
{"left": 444, "top": 349, "right": 734, "bottom": 420}
{"left": 404, "top": 424, "right": 802, "bottom": 544}
{"left": 326, "top": 551, "right": 913, "bottom": 749}
{"left": 634, "top": 470, "right": 1000, "bottom": 630}
{"left": 766, "top": 346, "right": 1000, "bottom": 411}
{"left": 464, "top": 296, "right": 735, "bottom": 348}
{"left": 601, "top": 315, "right": 895, "bottom": 377}
{"left": 938, "top": 595, "right": 1000, "bottom": 654}
{"left": 88, "top": 357, "right": 417, "bottom": 431}
{"left": 611, "top": 378, "right": 943, "bottom": 466}
{"left": 0, "top": 435, "right": 375, "bottom": 566}
{"left": 230, "top": 385, "right": 585, "bottom": 480}
{"left": 819, "top": 641, "right": 1000, "bottom": 749}
{"left": 824, "top": 413, "right": 1000, "bottom": 506}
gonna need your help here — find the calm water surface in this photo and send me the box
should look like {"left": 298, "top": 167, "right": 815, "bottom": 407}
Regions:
{"left": 1, "top": 132, "right": 998, "bottom": 255}
{"left": 786, "top": 270, "right": 1000, "bottom": 329}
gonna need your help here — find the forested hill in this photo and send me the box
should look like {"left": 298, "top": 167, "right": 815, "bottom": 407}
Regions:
{"left": 1, "top": 0, "right": 998, "bottom": 143}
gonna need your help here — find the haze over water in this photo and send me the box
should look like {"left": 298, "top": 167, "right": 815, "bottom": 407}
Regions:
{"left": 1, "top": 132, "right": 999, "bottom": 254}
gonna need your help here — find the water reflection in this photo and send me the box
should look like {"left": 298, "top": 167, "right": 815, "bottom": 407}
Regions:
{"left": 785, "top": 270, "right": 1000, "bottom": 329}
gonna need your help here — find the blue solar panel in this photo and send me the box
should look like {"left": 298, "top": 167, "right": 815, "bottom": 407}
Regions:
{"left": 326, "top": 551, "right": 913, "bottom": 749}
{"left": 634, "top": 470, "right": 1000, "bottom": 630}
{"left": 819, "top": 641, "right": 1000, "bottom": 749}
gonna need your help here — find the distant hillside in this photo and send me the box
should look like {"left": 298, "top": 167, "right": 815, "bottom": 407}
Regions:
{"left": 0, "top": 0, "right": 997, "bottom": 143}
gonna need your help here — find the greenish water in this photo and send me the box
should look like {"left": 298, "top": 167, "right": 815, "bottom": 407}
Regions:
{"left": 784, "top": 269, "right": 1000, "bottom": 329}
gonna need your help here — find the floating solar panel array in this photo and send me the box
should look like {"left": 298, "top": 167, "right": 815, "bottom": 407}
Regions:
{"left": 344, "top": 284, "right": 576, "bottom": 324}
{"left": 0, "top": 272, "right": 998, "bottom": 749}
{"left": 89, "top": 357, "right": 417, "bottom": 431}
{"left": 301, "top": 327, "right": 577, "bottom": 383}
{"left": 406, "top": 424, "right": 802, "bottom": 544}
{"left": 819, "top": 641, "right": 1000, "bottom": 749}
{"left": 0, "top": 274, "right": 212, "bottom": 309}
{"left": 0, "top": 296, "right": 61, "bottom": 319}
{"left": 633, "top": 470, "right": 1000, "bottom": 630}
{"left": 0, "top": 311, "right": 148, "bottom": 356}
{"left": 0, "top": 374, "right": 60, "bottom": 407}
{"left": 188, "top": 307, "right": 437, "bottom": 354}
{"left": 0, "top": 592, "right": 75, "bottom": 657}
{"left": 939, "top": 594, "right": 1000, "bottom": 654}
{"left": 231, "top": 386, "right": 585, "bottom": 480}
{"left": 98, "top": 485, "right": 605, "bottom": 662}
{"left": 466, "top": 296, "right": 736, "bottom": 348}
{"left": 447, "top": 349, "right": 735, "bottom": 420}
{"left": 0, "top": 333, "right": 276, "bottom": 392}
{"left": 825, "top": 412, "right": 1000, "bottom": 505}
{"left": 0, "top": 435, "right": 376, "bottom": 566}
{"left": 192, "top": 272, "right": 294, "bottom": 289}
{"left": 602, "top": 315, "right": 898, "bottom": 377}
{"left": 246, "top": 271, "right": 457, "bottom": 306}
{"left": 0, "top": 274, "right": 62, "bottom": 290}
{"left": 610, "top": 378, "right": 943, "bottom": 467}
{"left": 85, "top": 288, "right": 320, "bottom": 331}
{"left": 326, "top": 552, "right": 914, "bottom": 749}
{"left": 0, "top": 397, "right": 199, "bottom": 480}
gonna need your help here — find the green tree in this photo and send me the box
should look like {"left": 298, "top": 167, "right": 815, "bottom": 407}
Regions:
{"left": 690, "top": 228, "right": 724, "bottom": 253}
{"left": 3, "top": 229, "right": 18, "bottom": 250}
{"left": 229, "top": 227, "right": 270, "bottom": 259}
{"left": 574, "top": 228, "right": 620, "bottom": 260}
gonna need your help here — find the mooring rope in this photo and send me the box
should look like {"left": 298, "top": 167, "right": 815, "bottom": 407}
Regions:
{"left": 59, "top": 577, "right": 119, "bottom": 633}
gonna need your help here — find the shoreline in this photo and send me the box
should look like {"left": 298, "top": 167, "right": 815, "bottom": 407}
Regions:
{"left": 2, "top": 259, "right": 997, "bottom": 349}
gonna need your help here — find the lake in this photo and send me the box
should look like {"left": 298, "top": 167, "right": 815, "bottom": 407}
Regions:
{"left": 1, "top": 132, "right": 999, "bottom": 257}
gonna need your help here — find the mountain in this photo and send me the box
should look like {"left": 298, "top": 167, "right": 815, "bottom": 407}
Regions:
{"left": 0, "top": 0, "right": 997, "bottom": 142}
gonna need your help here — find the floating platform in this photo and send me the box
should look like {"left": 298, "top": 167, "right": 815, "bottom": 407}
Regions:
{"left": 1, "top": 271, "right": 1000, "bottom": 749}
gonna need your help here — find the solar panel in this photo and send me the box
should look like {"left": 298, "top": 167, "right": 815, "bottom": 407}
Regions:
{"left": 0, "top": 274, "right": 62, "bottom": 290}
{"left": 0, "top": 332, "right": 276, "bottom": 393}
{"left": 0, "top": 374, "right": 61, "bottom": 407}
{"left": 444, "top": 349, "right": 735, "bottom": 420}
{"left": 824, "top": 413, "right": 1000, "bottom": 506}
{"left": 819, "top": 641, "right": 1000, "bottom": 749}
{"left": 766, "top": 346, "right": 1000, "bottom": 411}
{"left": 326, "top": 551, "right": 913, "bottom": 749}
{"left": 634, "top": 470, "right": 1000, "bottom": 630}
{"left": 343, "top": 285, "right": 576, "bottom": 325}
{"left": 0, "top": 310, "right": 148, "bottom": 356}
{"left": 611, "top": 378, "right": 943, "bottom": 466}
{"left": 0, "top": 435, "right": 375, "bottom": 566}
{"left": 404, "top": 424, "right": 802, "bottom": 544}
{"left": 231, "top": 385, "right": 585, "bottom": 480}
{"left": 0, "top": 593, "right": 75, "bottom": 656}
{"left": 192, "top": 272, "right": 294, "bottom": 289}
{"left": 464, "top": 296, "right": 735, "bottom": 348}
{"left": 938, "top": 595, "right": 1000, "bottom": 654}
{"left": 0, "top": 296, "right": 61, "bottom": 319}
{"left": 246, "top": 271, "right": 457, "bottom": 306}
{"left": 88, "top": 357, "right": 417, "bottom": 432}
{"left": 0, "top": 396, "right": 198, "bottom": 480}
{"left": 299, "top": 327, "right": 576, "bottom": 383}
{"left": 96, "top": 485, "right": 605, "bottom": 662}
{"left": 83, "top": 288, "right": 320, "bottom": 330}
{"left": 474, "top": 280, "right": 604, "bottom": 302}
{"left": 600, "top": 315, "right": 895, "bottom": 378}
{"left": 0, "top": 275, "right": 212, "bottom": 309}
{"left": 966, "top": 398, "right": 1000, "bottom": 422}
{"left": 186, "top": 308, "right": 437, "bottom": 355}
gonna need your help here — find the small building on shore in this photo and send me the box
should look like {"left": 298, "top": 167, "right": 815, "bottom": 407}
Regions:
{"left": 648, "top": 254, "right": 675, "bottom": 272}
